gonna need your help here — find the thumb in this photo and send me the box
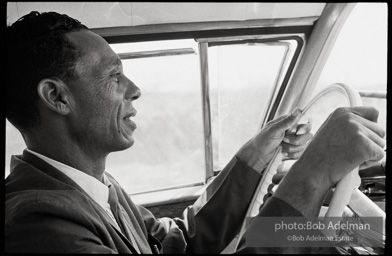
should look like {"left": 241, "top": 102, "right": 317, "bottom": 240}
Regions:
{"left": 271, "top": 108, "right": 303, "bottom": 133}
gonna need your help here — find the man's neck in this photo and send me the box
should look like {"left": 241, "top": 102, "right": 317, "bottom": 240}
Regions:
{"left": 24, "top": 129, "right": 107, "bottom": 181}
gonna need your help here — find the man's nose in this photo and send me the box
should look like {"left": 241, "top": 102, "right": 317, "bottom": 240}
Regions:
{"left": 125, "top": 77, "right": 141, "bottom": 101}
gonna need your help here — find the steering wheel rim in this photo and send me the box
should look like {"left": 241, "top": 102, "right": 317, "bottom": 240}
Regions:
{"left": 315, "top": 84, "right": 385, "bottom": 243}
{"left": 320, "top": 83, "right": 362, "bottom": 218}
{"left": 234, "top": 83, "right": 385, "bottom": 251}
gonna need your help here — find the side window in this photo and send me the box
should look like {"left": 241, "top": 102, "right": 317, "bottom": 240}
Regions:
{"left": 108, "top": 40, "right": 205, "bottom": 194}
{"left": 313, "top": 3, "right": 387, "bottom": 133}
{"left": 107, "top": 38, "right": 300, "bottom": 193}
{"left": 207, "top": 40, "right": 299, "bottom": 171}
{"left": 4, "top": 36, "right": 300, "bottom": 194}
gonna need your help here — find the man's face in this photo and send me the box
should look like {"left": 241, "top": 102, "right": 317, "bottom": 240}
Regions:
{"left": 64, "top": 30, "right": 141, "bottom": 155}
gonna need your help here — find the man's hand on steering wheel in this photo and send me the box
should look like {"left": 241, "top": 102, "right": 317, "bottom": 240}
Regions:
{"left": 236, "top": 108, "right": 313, "bottom": 171}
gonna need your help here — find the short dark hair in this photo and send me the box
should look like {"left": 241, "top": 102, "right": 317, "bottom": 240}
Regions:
{"left": 6, "top": 11, "right": 88, "bottom": 132}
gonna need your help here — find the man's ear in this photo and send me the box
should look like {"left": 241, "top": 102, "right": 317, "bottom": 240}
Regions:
{"left": 37, "top": 78, "right": 71, "bottom": 115}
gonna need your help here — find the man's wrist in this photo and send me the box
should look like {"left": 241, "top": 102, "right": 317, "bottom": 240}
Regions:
{"left": 273, "top": 158, "right": 331, "bottom": 217}
{"left": 235, "top": 143, "right": 270, "bottom": 174}
{"left": 235, "top": 153, "right": 267, "bottom": 174}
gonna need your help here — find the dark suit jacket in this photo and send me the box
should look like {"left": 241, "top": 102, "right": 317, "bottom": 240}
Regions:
{"left": 5, "top": 150, "right": 339, "bottom": 253}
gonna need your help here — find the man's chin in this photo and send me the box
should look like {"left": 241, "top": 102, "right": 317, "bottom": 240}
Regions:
{"left": 111, "top": 138, "right": 135, "bottom": 152}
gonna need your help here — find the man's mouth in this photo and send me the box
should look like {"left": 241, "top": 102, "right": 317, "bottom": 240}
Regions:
{"left": 123, "top": 112, "right": 137, "bottom": 129}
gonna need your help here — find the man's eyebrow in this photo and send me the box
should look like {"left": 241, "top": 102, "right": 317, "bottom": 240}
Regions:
{"left": 106, "top": 58, "right": 122, "bottom": 72}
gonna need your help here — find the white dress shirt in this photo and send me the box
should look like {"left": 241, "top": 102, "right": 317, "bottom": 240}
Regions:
{"left": 25, "top": 149, "right": 121, "bottom": 229}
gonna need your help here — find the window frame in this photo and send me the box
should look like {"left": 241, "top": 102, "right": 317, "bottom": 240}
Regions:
{"left": 197, "top": 35, "right": 304, "bottom": 177}
{"left": 92, "top": 21, "right": 311, "bottom": 203}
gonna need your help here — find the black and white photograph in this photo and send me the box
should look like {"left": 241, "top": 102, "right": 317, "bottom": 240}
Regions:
{"left": 5, "top": 2, "right": 387, "bottom": 254}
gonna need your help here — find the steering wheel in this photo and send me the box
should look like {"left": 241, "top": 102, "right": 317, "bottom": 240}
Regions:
{"left": 235, "top": 83, "right": 385, "bottom": 251}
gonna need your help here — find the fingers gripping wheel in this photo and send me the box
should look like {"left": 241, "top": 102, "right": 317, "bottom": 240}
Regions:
{"left": 299, "top": 83, "right": 385, "bottom": 240}
{"left": 313, "top": 83, "right": 363, "bottom": 237}
{"left": 316, "top": 84, "right": 385, "bottom": 242}
{"left": 234, "top": 83, "right": 384, "bottom": 251}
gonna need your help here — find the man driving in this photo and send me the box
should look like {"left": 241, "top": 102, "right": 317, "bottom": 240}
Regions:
{"left": 5, "top": 11, "right": 385, "bottom": 254}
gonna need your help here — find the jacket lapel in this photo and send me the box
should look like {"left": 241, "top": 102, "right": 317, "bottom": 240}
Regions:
{"left": 106, "top": 174, "right": 154, "bottom": 253}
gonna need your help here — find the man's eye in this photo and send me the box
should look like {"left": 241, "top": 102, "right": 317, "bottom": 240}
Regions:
{"left": 111, "top": 72, "right": 121, "bottom": 82}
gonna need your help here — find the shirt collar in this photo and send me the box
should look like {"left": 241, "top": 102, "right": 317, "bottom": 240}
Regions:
{"left": 26, "top": 148, "right": 110, "bottom": 209}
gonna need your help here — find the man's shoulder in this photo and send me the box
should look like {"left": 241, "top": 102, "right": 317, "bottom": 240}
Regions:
{"left": 6, "top": 152, "right": 84, "bottom": 194}
{"left": 6, "top": 157, "right": 97, "bottom": 221}
{"left": 4, "top": 188, "right": 114, "bottom": 254}
{"left": 6, "top": 187, "right": 92, "bottom": 209}
{"left": 6, "top": 188, "right": 101, "bottom": 226}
